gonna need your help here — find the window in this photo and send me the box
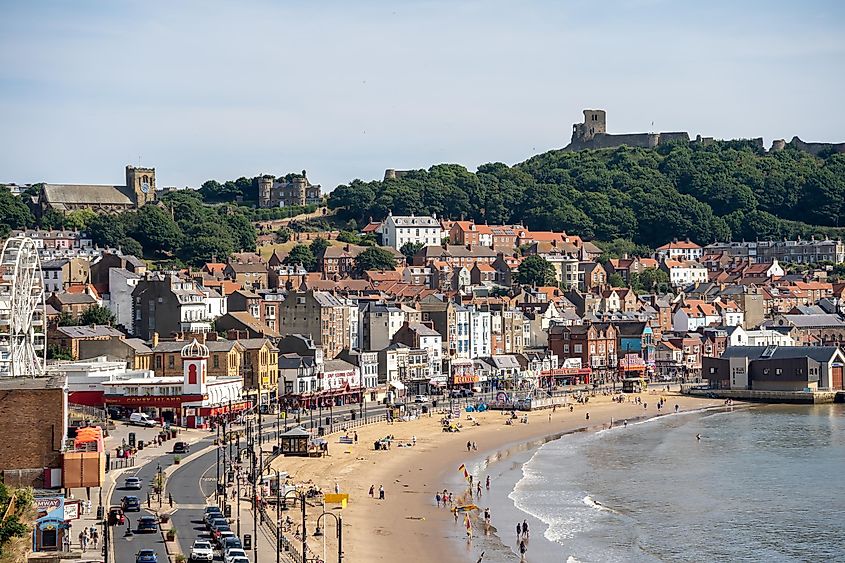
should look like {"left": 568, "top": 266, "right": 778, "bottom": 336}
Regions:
{"left": 213, "top": 355, "right": 219, "bottom": 368}
{"left": 168, "top": 356, "right": 175, "bottom": 369}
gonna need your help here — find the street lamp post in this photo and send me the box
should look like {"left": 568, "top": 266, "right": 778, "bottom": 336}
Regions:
{"left": 280, "top": 489, "right": 307, "bottom": 563}
{"left": 313, "top": 510, "right": 343, "bottom": 562}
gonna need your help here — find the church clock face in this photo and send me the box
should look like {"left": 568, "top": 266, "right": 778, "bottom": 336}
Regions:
{"left": 141, "top": 182, "right": 150, "bottom": 194}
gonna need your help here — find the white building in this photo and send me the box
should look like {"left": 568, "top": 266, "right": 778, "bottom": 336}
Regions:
{"left": 745, "top": 329, "right": 796, "bottom": 347}
{"left": 663, "top": 260, "right": 708, "bottom": 287}
{"left": 656, "top": 240, "right": 703, "bottom": 261}
{"left": 469, "top": 307, "right": 492, "bottom": 359}
{"left": 379, "top": 212, "right": 442, "bottom": 250}
{"left": 453, "top": 305, "right": 471, "bottom": 359}
{"left": 199, "top": 286, "right": 227, "bottom": 321}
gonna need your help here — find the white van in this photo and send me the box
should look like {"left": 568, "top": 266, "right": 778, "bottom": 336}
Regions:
{"left": 129, "top": 412, "right": 157, "bottom": 427}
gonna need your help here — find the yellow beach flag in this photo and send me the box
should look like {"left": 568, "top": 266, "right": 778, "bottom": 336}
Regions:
{"left": 457, "top": 463, "right": 470, "bottom": 483}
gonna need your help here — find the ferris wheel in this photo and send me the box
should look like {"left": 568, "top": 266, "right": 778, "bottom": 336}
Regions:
{"left": 0, "top": 236, "right": 46, "bottom": 378}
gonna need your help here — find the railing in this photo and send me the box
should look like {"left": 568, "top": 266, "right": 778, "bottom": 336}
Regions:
{"left": 69, "top": 404, "right": 108, "bottom": 421}
{"left": 108, "top": 456, "right": 136, "bottom": 471}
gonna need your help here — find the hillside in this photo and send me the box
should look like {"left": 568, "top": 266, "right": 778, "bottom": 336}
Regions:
{"left": 328, "top": 141, "right": 845, "bottom": 248}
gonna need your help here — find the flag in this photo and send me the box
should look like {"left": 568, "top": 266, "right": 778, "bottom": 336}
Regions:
{"left": 458, "top": 463, "right": 470, "bottom": 483}
{"left": 464, "top": 513, "right": 473, "bottom": 537}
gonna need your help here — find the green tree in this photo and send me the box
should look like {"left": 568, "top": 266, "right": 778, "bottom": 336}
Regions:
{"left": 515, "top": 255, "right": 556, "bottom": 286}
{"left": 284, "top": 244, "right": 317, "bottom": 272}
{"left": 63, "top": 209, "right": 97, "bottom": 231}
{"left": 0, "top": 187, "right": 35, "bottom": 236}
{"left": 275, "top": 227, "right": 293, "bottom": 243}
{"left": 131, "top": 205, "right": 183, "bottom": 255}
{"left": 354, "top": 247, "right": 398, "bottom": 273}
{"left": 88, "top": 214, "right": 127, "bottom": 248}
{"left": 608, "top": 273, "right": 626, "bottom": 288}
{"left": 337, "top": 231, "right": 361, "bottom": 244}
{"left": 399, "top": 241, "right": 424, "bottom": 264}
{"left": 79, "top": 305, "right": 115, "bottom": 326}
{"left": 56, "top": 312, "right": 76, "bottom": 327}
{"left": 636, "top": 268, "right": 671, "bottom": 293}
{"left": 310, "top": 237, "right": 330, "bottom": 258}
{"left": 118, "top": 237, "right": 144, "bottom": 257}
{"left": 224, "top": 211, "right": 257, "bottom": 251}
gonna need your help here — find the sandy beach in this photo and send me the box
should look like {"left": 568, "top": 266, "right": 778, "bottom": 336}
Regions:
{"left": 270, "top": 391, "right": 727, "bottom": 563}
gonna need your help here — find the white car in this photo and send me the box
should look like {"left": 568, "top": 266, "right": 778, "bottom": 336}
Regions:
{"left": 225, "top": 549, "right": 248, "bottom": 563}
{"left": 190, "top": 540, "right": 214, "bottom": 562}
{"left": 413, "top": 395, "right": 429, "bottom": 403}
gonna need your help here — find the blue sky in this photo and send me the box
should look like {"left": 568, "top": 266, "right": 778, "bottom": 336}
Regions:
{"left": 1, "top": 0, "right": 843, "bottom": 191}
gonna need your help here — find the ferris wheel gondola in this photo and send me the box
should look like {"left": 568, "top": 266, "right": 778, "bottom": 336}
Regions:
{"left": 0, "top": 236, "right": 46, "bottom": 378}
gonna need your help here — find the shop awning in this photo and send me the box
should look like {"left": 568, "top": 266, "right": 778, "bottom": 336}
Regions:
{"left": 389, "top": 381, "right": 405, "bottom": 391}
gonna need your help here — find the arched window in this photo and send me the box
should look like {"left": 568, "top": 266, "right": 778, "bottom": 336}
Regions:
{"left": 188, "top": 363, "right": 197, "bottom": 385}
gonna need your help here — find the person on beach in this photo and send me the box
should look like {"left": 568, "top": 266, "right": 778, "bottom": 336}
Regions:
{"left": 469, "top": 474, "right": 473, "bottom": 488}
{"left": 522, "top": 520, "right": 529, "bottom": 539}
{"left": 675, "top": 404, "right": 679, "bottom": 413}
{"left": 696, "top": 433, "right": 701, "bottom": 441}
{"left": 516, "top": 522, "right": 522, "bottom": 540}
{"left": 624, "top": 420, "right": 628, "bottom": 428}
{"left": 486, "top": 475, "right": 490, "bottom": 490}
{"left": 519, "top": 540, "right": 527, "bottom": 559}
{"left": 369, "top": 484, "right": 375, "bottom": 498}
{"left": 412, "top": 435, "right": 417, "bottom": 446}
{"left": 570, "top": 405, "right": 574, "bottom": 413}
{"left": 454, "top": 509, "right": 459, "bottom": 523}
{"left": 477, "top": 483, "right": 482, "bottom": 497}
{"left": 586, "top": 412, "right": 590, "bottom": 420}
{"left": 473, "top": 441, "right": 478, "bottom": 451}
{"left": 436, "top": 493, "right": 441, "bottom": 507}
{"left": 354, "top": 431, "right": 358, "bottom": 443}
{"left": 379, "top": 484, "right": 385, "bottom": 499}
{"left": 467, "top": 441, "right": 472, "bottom": 452}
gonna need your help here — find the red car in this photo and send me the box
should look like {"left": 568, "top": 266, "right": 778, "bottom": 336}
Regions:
{"left": 108, "top": 506, "right": 125, "bottom": 525}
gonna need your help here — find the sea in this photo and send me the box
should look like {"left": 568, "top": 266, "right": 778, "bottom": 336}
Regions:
{"left": 454, "top": 405, "right": 845, "bottom": 563}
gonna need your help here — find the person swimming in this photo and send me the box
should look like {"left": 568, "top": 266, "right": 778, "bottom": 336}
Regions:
{"left": 696, "top": 433, "right": 701, "bottom": 441}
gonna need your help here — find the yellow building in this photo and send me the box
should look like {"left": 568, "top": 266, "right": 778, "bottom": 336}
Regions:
{"left": 239, "top": 338, "right": 279, "bottom": 404}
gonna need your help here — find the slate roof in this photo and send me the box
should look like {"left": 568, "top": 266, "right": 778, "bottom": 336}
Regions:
{"left": 43, "top": 184, "right": 133, "bottom": 206}
{"left": 720, "top": 346, "right": 842, "bottom": 363}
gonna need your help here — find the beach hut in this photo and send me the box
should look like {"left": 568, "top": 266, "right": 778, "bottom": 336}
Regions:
{"left": 279, "top": 426, "right": 311, "bottom": 456}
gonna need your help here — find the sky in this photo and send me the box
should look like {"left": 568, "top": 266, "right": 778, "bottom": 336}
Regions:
{"left": 1, "top": 0, "right": 843, "bottom": 191}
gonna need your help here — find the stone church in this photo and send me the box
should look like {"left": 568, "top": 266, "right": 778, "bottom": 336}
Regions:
{"left": 39, "top": 165, "right": 156, "bottom": 214}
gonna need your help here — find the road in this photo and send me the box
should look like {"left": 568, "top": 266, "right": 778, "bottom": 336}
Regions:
{"left": 107, "top": 403, "right": 389, "bottom": 562}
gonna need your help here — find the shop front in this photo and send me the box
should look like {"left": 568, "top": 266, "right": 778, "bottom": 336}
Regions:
{"left": 32, "top": 496, "right": 71, "bottom": 552}
{"left": 539, "top": 367, "right": 592, "bottom": 388}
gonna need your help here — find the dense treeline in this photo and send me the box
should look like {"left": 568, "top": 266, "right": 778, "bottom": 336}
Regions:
{"left": 328, "top": 142, "right": 845, "bottom": 247}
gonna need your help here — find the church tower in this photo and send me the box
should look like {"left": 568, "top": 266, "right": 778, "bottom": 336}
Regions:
{"left": 125, "top": 165, "right": 156, "bottom": 207}
{"left": 181, "top": 338, "right": 209, "bottom": 396}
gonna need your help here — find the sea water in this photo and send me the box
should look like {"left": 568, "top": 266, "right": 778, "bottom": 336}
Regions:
{"left": 476, "top": 405, "right": 845, "bottom": 563}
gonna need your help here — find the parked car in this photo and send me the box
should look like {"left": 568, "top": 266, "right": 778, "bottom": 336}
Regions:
{"left": 413, "top": 395, "right": 429, "bottom": 403}
{"left": 203, "top": 508, "right": 222, "bottom": 527}
{"left": 215, "top": 530, "right": 236, "bottom": 549}
{"left": 229, "top": 558, "right": 250, "bottom": 563}
{"left": 172, "top": 441, "right": 189, "bottom": 454}
{"left": 108, "top": 506, "right": 125, "bottom": 525}
{"left": 189, "top": 540, "right": 214, "bottom": 562}
{"left": 221, "top": 535, "right": 243, "bottom": 553}
{"left": 122, "top": 496, "right": 141, "bottom": 512}
{"left": 208, "top": 516, "right": 228, "bottom": 532}
{"left": 129, "top": 412, "right": 157, "bottom": 427}
{"left": 137, "top": 516, "right": 158, "bottom": 533}
{"left": 135, "top": 550, "right": 158, "bottom": 563}
{"left": 224, "top": 548, "right": 248, "bottom": 563}
{"left": 123, "top": 477, "right": 142, "bottom": 490}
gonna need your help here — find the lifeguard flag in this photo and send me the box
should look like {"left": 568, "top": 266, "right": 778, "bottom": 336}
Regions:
{"left": 457, "top": 463, "right": 470, "bottom": 483}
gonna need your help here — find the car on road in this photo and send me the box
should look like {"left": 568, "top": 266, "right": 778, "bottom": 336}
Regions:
{"left": 172, "top": 441, "right": 189, "bottom": 454}
{"left": 208, "top": 516, "right": 228, "bottom": 532}
{"left": 135, "top": 550, "right": 158, "bottom": 563}
{"left": 203, "top": 508, "right": 222, "bottom": 526}
{"left": 224, "top": 548, "right": 247, "bottom": 563}
{"left": 129, "top": 412, "right": 157, "bottom": 427}
{"left": 229, "top": 558, "right": 250, "bottom": 563}
{"left": 137, "top": 515, "right": 158, "bottom": 533}
{"left": 108, "top": 506, "right": 125, "bottom": 525}
{"left": 122, "top": 496, "right": 141, "bottom": 512}
{"left": 413, "top": 395, "right": 429, "bottom": 403}
{"left": 189, "top": 540, "right": 214, "bottom": 562}
{"left": 123, "top": 477, "right": 142, "bottom": 490}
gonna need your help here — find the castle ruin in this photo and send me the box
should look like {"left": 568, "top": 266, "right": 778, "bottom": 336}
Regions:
{"left": 564, "top": 109, "right": 845, "bottom": 156}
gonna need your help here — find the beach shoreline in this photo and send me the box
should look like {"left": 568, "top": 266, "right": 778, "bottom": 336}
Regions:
{"left": 270, "top": 391, "right": 729, "bottom": 563}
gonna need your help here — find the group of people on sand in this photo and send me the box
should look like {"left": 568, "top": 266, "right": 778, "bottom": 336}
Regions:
{"left": 516, "top": 519, "right": 530, "bottom": 558}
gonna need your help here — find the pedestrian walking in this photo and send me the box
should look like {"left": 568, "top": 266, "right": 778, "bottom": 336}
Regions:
{"left": 519, "top": 539, "right": 527, "bottom": 559}
{"left": 369, "top": 484, "right": 375, "bottom": 497}
{"left": 586, "top": 412, "right": 590, "bottom": 420}
{"left": 379, "top": 484, "right": 385, "bottom": 500}
{"left": 516, "top": 522, "right": 522, "bottom": 540}
{"left": 467, "top": 441, "right": 472, "bottom": 452}
{"left": 472, "top": 441, "right": 478, "bottom": 451}
{"left": 486, "top": 475, "right": 490, "bottom": 490}
{"left": 522, "top": 519, "right": 529, "bottom": 538}
{"left": 354, "top": 431, "right": 358, "bottom": 444}
{"left": 436, "top": 493, "right": 441, "bottom": 507}
{"left": 476, "top": 483, "right": 482, "bottom": 497}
